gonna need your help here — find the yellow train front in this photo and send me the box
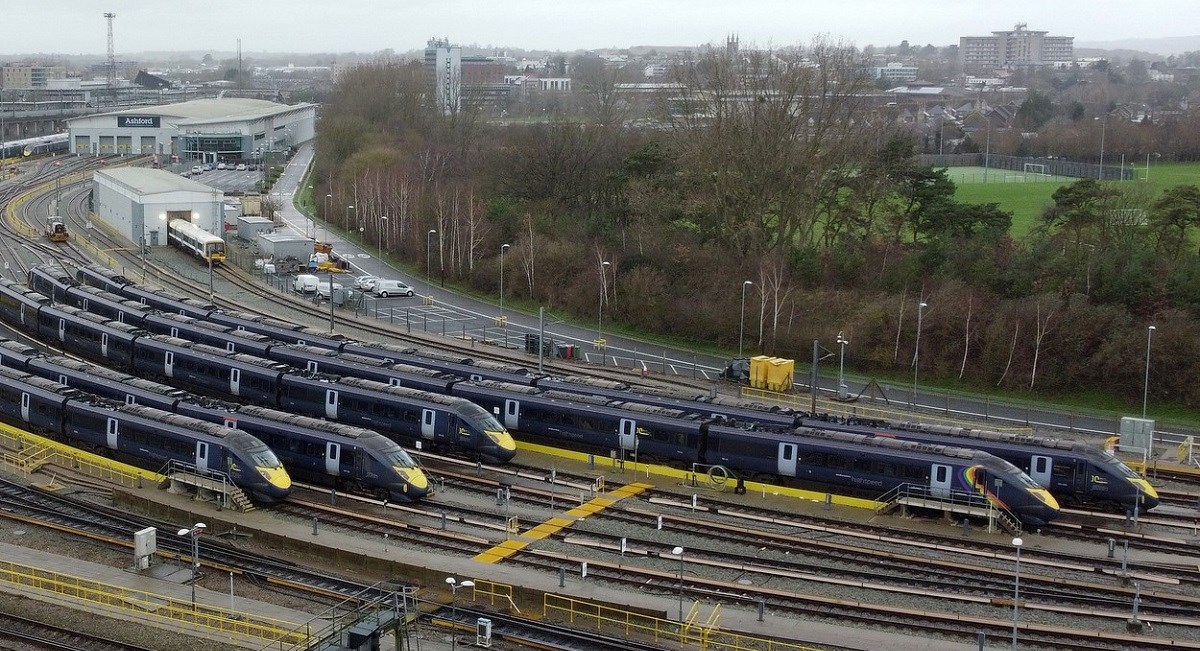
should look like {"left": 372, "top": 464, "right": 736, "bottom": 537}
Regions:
{"left": 45, "top": 216, "right": 68, "bottom": 243}
{"left": 167, "top": 218, "right": 226, "bottom": 266}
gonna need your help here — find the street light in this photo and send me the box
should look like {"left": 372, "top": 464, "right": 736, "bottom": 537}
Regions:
{"left": 1143, "top": 325, "right": 1156, "bottom": 419}
{"left": 836, "top": 331, "right": 850, "bottom": 400}
{"left": 323, "top": 194, "right": 331, "bottom": 243}
{"left": 445, "top": 576, "right": 474, "bottom": 650}
{"left": 426, "top": 229, "right": 437, "bottom": 284}
{"left": 345, "top": 204, "right": 354, "bottom": 234}
{"left": 596, "top": 260, "right": 611, "bottom": 345}
{"left": 913, "top": 301, "right": 928, "bottom": 408}
{"left": 738, "top": 280, "right": 752, "bottom": 358}
{"left": 378, "top": 215, "right": 387, "bottom": 260}
{"left": 1097, "top": 114, "right": 1107, "bottom": 180}
{"left": 499, "top": 243, "right": 510, "bottom": 315}
{"left": 671, "top": 546, "right": 684, "bottom": 621}
{"left": 1011, "top": 536, "right": 1023, "bottom": 650}
{"left": 176, "top": 522, "right": 207, "bottom": 606}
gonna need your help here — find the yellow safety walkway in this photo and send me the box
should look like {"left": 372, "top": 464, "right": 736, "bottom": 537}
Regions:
{"left": 0, "top": 557, "right": 310, "bottom": 648}
{"left": 473, "top": 482, "right": 654, "bottom": 564}
{"left": 0, "top": 421, "right": 161, "bottom": 489}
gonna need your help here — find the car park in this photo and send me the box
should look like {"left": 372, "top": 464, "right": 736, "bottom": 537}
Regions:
{"left": 372, "top": 280, "right": 414, "bottom": 298}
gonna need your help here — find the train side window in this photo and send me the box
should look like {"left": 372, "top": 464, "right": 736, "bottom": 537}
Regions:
{"left": 1051, "top": 461, "right": 1074, "bottom": 478}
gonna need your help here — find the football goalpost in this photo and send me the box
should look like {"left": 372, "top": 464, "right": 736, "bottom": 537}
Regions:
{"left": 1022, "top": 162, "right": 1049, "bottom": 176}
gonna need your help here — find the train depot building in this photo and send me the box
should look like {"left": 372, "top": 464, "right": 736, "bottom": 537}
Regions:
{"left": 93, "top": 168, "right": 225, "bottom": 248}
{"left": 66, "top": 97, "right": 315, "bottom": 163}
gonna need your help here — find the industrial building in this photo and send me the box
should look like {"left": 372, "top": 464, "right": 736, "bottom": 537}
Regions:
{"left": 92, "top": 167, "right": 225, "bottom": 249}
{"left": 66, "top": 97, "right": 315, "bottom": 162}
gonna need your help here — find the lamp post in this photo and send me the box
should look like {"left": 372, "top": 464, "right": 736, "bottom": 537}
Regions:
{"left": 836, "top": 331, "right": 849, "bottom": 400}
{"left": 176, "top": 522, "right": 207, "bottom": 606}
{"left": 426, "top": 229, "right": 437, "bottom": 284}
{"left": 671, "top": 546, "right": 685, "bottom": 621}
{"left": 345, "top": 204, "right": 354, "bottom": 235}
{"left": 738, "top": 280, "right": 752, "bottom": 358}
{"left": 378, "top": 215, "right": 387, "bottom": 260}
{"left": 1143, "top": 325, "right": 1156, "bottom": 419}
{"left": 983, "top": 119, "right": 991, "bottom": 182}
{"left": 1097, "top": 114, "right": 1108, "bottom": 180}
{"left": 1011, "top": 536, "right": 1023, "bottom": 650}
{"left": 499, "top": 243, "right": 510, "bottom": 315}
{"left": 596, "top": 260, "right": 611, "bottom": 346}
{"left": 323, "top": 193, "right": 331, "bottom": 243}
{"left": 913, "top": 301, "right": 927, "bottom": 408}
{"left": 445, "top": 576, "right": 474, "bottom": 651}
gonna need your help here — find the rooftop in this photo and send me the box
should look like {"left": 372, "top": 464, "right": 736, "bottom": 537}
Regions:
{"left": 96, "top": 167, "right": 222, "bottom": 196}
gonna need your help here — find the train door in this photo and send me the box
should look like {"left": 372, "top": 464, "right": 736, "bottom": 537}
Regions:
{"left": 776, "top": 442, "right": 798, "bottom": 477}
{"left": 163, "top": 351, "right": 174, "bottom": 378}
{"left": 325, "top": 442, "right": 341, "bottom": 476}
{"left": 56, "top": 317, "right": 65, "bottom": 341}
{"left": 503, "top": 398, "right": 520, "bottom": 429}
{"left": 229, "top": 368, "right": 240, "bottom": 396}
{"left": 19, "top": 391, "right": 29, "bottom": 422}
{"left": 100, "top": 333, "right": 109, "bottom": 358}
{"left": 106, "top": 417, "right": 119, "bottom": 450}
{"left": 304, "top": 360, "right": 319, "bottom": 373}
{"left": 325, "top": 389, "right": 338, "bottom": 419}
{"left": 421, "top": 409, "right": 436, "bottom": 441}
{"left": 618, "top": 418, "right": 637, "bottom": 452}
{"left": 195, "top": 441, "right": 209, "bottom": 474}
{"left": 929, "top": 464, "right": 953, "bottom": 498}
{"left": 1029, "top": 455, "right": 1052, "bottom": 487}
{"left": 169, "top": 327, "right": 180, "bottom": 338}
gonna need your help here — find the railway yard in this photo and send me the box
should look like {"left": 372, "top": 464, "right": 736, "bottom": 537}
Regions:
{"left": 2, "top": 152, "right": 1200, "bottom": 651}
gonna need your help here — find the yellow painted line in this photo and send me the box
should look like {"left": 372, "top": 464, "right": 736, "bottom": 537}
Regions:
{"left": 472, "top": 482, "right": 653, "bottom": 564}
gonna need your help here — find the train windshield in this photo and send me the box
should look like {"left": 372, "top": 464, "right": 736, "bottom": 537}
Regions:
{"left": 235, "top": 435, "right": 283, "bottom": 468}
{"left": 456, "top": 402, "right": 506, "bottom": 438}
{"left": 384, "top": 445, "right": 418, "bottom": 468}
{"left": 1109, "top": 458, "right": 1142, "bottom": 478}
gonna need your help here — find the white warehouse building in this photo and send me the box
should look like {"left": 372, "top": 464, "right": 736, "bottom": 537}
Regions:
{"left": 67, "top": 97, "right": 315, "bottom": 163}
{"left": 93, "top": 168, "right": 225, "bottom": 249}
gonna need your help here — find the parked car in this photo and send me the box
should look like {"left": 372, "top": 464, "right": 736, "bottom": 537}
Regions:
{"left": 315, "top": 281, "right": 345, "bottom": 300}
{"left": 217, "top": 162, "right": 227, "bottom": 170}
{"left": 352, "top": 275, "right": 379, "bottom": 291}
{"left": 191, "top": 165, "right": 203, "bottom": 175}
{"left": 236, "top": 163, "right": 247, "bottom": 171}
{"left": 292, "top": 274, "right": 319, "bottom": 293}
{"left": 372, "top": 280, "right": 414, "bottom": 298}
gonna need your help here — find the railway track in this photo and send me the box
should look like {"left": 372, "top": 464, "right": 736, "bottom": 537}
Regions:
{"left": 0, "top": 612, "right": 158, "bottom": 651}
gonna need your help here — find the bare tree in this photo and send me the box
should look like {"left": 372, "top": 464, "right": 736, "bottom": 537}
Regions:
{"left": 1029, "top": 301, "right": 1054, "bottom": 390}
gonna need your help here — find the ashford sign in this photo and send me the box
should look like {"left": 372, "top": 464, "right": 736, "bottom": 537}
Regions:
{"left": 117, "top": 115, "right": 161, "bottom": 128}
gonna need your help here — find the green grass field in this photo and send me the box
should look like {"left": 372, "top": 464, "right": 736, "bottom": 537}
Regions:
{"left": 948, "top": 162, "right": 1200, "bottom": 238}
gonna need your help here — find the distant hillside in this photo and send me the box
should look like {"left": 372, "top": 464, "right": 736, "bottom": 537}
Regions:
{"left": 1078, "top": 35, "right": 1200, "bottom": 56}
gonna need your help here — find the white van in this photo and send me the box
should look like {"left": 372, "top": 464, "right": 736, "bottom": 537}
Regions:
{"left": 292, "top": 274, "right": 319, "bottom": 293}
{"left": 191, "top": 165, "right": 203, "bottom": 175}
{"left": 372, "top": 280, "right": 414, "bottom": 298}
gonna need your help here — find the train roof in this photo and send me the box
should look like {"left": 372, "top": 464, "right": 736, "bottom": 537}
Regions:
{"left": 118, "top": 404, "right": 234, "bottom": 438}
{"left": 233, "top": 405, "right": 369, "bottom": 440}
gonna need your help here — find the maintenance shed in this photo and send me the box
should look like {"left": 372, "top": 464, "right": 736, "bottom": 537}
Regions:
{"left": 92, "top": 168, "right": 224, "bottom": 248}
{"left": 237, "top": 215, "right": 275, "bottom": 241}
{"left": 256, "top": 232, "right": 314, "bottom": 262}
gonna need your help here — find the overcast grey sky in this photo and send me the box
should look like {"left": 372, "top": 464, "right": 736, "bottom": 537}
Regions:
{"left": 8, "top": 1, "right": 1198, "bottom": 56}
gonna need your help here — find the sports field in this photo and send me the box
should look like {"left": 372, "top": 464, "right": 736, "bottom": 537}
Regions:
{"left": 948, "top": 162, "right": 1200, "bottom": 238}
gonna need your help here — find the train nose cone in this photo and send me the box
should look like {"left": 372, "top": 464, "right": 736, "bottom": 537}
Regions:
{"left": 1130, "top": 477, "right": 1159, "bottom": 508}
{"left": 259, "top": 465, "right": 292, "bottom": 490}
{"left": 1031, "top": 487, "right": 1060, "bottom": 511}
{"left": 397, "top": 467, "right": 429, "bottom": 492}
